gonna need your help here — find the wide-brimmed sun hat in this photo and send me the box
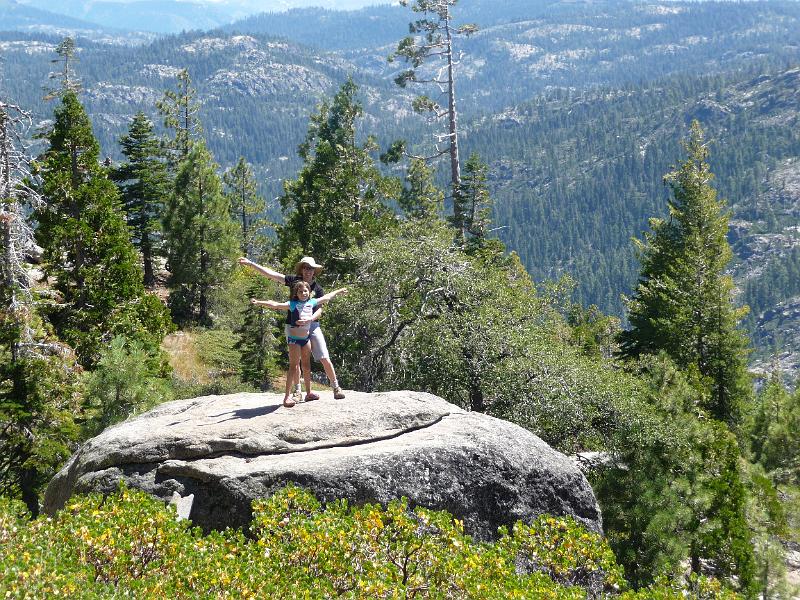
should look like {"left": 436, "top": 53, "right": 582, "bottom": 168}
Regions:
{"left": 295, "top": 256, "right": 323, "bottom": 275}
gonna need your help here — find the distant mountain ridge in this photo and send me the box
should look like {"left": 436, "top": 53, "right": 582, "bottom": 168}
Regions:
{"left": 0, "top": 0, "right": 154, "bottom": 43}
{"left": 465, "top": 66, "right": 800, "bottom": 375}
{"left": 9, "top": 0, "right": 396, "bottom": 34}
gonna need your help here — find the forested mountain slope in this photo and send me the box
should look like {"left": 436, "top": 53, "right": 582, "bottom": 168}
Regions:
{"left": 2, "top": 1, "right": 800, "bottom": 374}
{"left": 0, "top": 29, "right": 417, "bottom": 196}
{"left": 463, "top": 66, "right": 800, "bottom": 374}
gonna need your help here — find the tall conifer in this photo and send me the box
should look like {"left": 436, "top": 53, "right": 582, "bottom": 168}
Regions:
{"left": 113, "top": 112, "right": 169, "bottom": 287}
{"left": 278, "top": 80, "right": 397, "bottom": 275}
{"left": 390, "top": 0, "right": 477, "bottom": 239}
{"left": 164, "top": 142, "right": 238, "bottom": 325}
{"left": 455, "top": 152, "right": 493, "bottom": 244}
{"left": 235, "top": 275, "right": 280, "bottom": 391}
{"left": 156, "top": 68, "right": 202, "bottom": 166}
{"left": 35, "top": 91, "right": 171, "bottom": 365}
{"left": 399, "top": 158, "right": 443, "bottom": 221}
{"left": 223, "top": 157, "right": 266, "bottom": 258}
{"left": 620, "top": 121, "right": 751, "bottom": 429}
{"left": 1, "top": 100, "right": 82, "bottom": 515}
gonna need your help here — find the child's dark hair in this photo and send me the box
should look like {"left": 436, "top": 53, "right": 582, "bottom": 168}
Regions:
{"left": 290, "top": 280, "right": 311, "bottom": 300}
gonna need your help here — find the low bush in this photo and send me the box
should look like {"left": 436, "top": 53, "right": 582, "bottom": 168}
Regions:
{"left": 0, "top": 486, "right": 740, "bottom": 598}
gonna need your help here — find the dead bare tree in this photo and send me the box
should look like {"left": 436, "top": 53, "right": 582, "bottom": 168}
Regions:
{"left": 0, "top": 101, "right": 47, "bottom": 360}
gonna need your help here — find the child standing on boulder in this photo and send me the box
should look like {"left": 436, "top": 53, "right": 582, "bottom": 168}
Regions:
{"left": 251, "top": 281, "right": 347, "bottom": 408}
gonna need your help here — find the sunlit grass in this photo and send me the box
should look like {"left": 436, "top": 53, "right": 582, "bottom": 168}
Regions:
{"left": 162, "top": 331, "right": 210, "bottom": 384}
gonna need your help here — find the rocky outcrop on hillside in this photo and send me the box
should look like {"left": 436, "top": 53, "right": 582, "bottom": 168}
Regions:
{"left": 731, "top": 155, "right": 800, "bottom": 377}
{"left": 43, "top": 390, "right": 602, "bottom": 540}
{"left": 208, "top": 61, "right": 333, "bottom": 98}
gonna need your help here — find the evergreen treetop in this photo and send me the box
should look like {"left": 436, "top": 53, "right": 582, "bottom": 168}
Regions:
{"left": 278, "top": 79, "right": 399, "bottom": 276}
{"left": 620, "top": 120, "right": 752, "bottom": 429}
{"left": 114, "top": 112, "right": 170, "bottom": 288}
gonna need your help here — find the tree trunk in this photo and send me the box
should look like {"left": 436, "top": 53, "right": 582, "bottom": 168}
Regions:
{"left": 20, "top": 466, "right": 40, "bottom": 517}
{"left": 258, "top": 308, "right": 267, "bottom": 391}
{"left": 469, "top": 384, "right": 485, "bottom": 413}
{"left": 240, "top": 192, "right": 249, "bottom": 257}
{"left": 141, "top": 220, "right": 155, "bottom": 288}
{"left": 444, "top": 10, "right": 463, "bottom": 238}
{"left": 199, "top": 247, "right": 209, "bottom": 324}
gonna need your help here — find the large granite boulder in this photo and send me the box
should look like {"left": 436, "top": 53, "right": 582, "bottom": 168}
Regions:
{"left": 44, "top": 390, "right": 602, "bottom": 540}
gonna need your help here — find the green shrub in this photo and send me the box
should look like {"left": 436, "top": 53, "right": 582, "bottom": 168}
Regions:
{"left": 0, "top": 486, "right": 742, "bottom": 598}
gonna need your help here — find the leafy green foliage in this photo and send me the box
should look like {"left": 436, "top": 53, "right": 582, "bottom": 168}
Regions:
{"left": 235, "top": 272, "right": 282, "bottom": 391}
{"left": 496, "top": 516, "right": 625, "bottom": 596}
{"left": 0, "top": 320, "right": 82, "bottom": 515}
{"left": 743, "top": 463, "right": 793, "bottom": 600}
{"left": 399, "top": 157, "right": 443, "bottom": 221}
{"left": 749, "top": 374, "right": 800, "bottom": 485}
{"left": 82, "top": 336, "right": 173, "bottom": 435}
{"left": 0, "top": 485, "right": 741, "bottom": 598}
{"left": 325, "top": 219, "right": 635, "bottom": 454}
{"left": 156, "top": 68, "right": 202, "bottom": 163}
{"left": 193, "top": 328, "right": 243, "bottom": 378}
{"left": 164, "top": 141, "right": 239, "bottom": 325}
{"left": 325, "top": 219, "right": 542, "bottom": 411}
{"left": 223, "top": 156, "right": 268, "bottom": 258}
{"left": 454, "top": 152, "right": 494, "bottom": 245}
{"left": 593, "top": 354, "right": 756, "bottom": 596}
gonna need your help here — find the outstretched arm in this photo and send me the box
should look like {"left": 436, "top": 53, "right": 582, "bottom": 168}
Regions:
{"left": 251, "top": 298, "right": 290, "bottom": 311}
{"left": 316, "top": 287, "right": 348, "bottom": 306}
{"left": 239, "top": 257, "right": 286, "bottom": 285}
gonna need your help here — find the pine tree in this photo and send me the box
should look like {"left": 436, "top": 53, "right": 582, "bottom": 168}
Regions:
{"left": 455, "top": 152, "right": 493, "bottom": 244}
{"left": 113, "top": 112, "right": 170, "bottom": 287}
{"left": 35, "top": 91, "right": 172, "bottom": 366}
{"left": 223, "top": 157, "right": 267, "bottom": 258}
{"left": 83, "top": 335, "right": 172, "bottom": 435}
{"left": 45, "top": 37, "right": 81, "bottom": 99}
{"left": 399, "top": 157, "right": 443, "bottom": 221}
{"left": 619, "top": 121, "right": 752, "bottom": 429}
{"left": 235, "top": 274, "right": 280, "bottom": 391}
{"left": 751, "top": 373, "right": 800, "bottom": 480}
{"left": 278, "top": 79, "right": 398, "bottom": 275}
{"left": 164, "top": 141, "right": 238, "bottom": 325}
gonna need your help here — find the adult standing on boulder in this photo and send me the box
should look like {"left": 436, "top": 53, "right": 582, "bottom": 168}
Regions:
{"left": 239, "top": 255, "right": 346, "bottom": 401}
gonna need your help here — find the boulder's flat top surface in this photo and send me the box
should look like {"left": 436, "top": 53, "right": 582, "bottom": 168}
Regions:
{"left": 82, "top": 390, "right": 456, "bottom": 468}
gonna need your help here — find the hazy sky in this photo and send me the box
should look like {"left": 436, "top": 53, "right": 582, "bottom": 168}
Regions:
{"left": 19, "top": 0, "right": 396, "bottom": 10}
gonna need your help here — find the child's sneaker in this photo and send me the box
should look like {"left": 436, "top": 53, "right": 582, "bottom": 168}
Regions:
{"left": 292, "top": 389, "right": 303, "bottom": 404}
{"left": 333, "top": 386, "right": 346, "bottom": 400}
